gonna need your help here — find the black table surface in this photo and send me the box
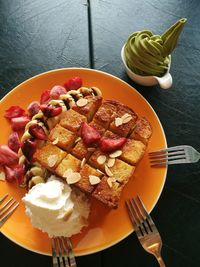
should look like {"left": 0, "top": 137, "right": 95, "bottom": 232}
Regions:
{"left": 1, "top": 0, "right": 200, "bottom": 266}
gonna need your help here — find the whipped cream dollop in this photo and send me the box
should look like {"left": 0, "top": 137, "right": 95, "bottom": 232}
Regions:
{"left": 22, "top": 176, "right": 90, "bottom": 237}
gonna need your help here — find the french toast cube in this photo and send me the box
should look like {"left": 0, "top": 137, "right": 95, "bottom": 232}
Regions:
{"left": 130, "top": 117, "right": 152, "bottom": 144}
{"left": 49, "top": 124, "right": 77, "bottom": 151}
{"left": 76, "top": 164, "right": 103, "bottom": 193}
{"left": 89, "top": 121, "right": 106, "bottom": 136}
{"left": 33, "top": 143, "right": 67, "bottom": 170}
{"left": 73, "top": 96, "right": 102, "bottom": 122}
{"left": 60, "top": 109, "right": 87, "bottom": 132}
{"left": 93, "top": 100, "right": 117, "bottom": 129}
{"left": 71, "top": 139, "right": 92, "bottom": 160}
{"left": 46, "top": 115, "right": 61, "bottom": 130}
{"left": 88, "top": 149, "right": 108, "bottom": 173}
{"left": 92, "top": 176, "right": 124, "bottom": 209}
{"left": 109, "top": 101, "right": 138, "bottom": 137}
{"left": 109, "top": 159, "right": 135, "bottom": 184}
{"left": 120, "top": 139, "right": 146, "bottom": 165}
{"left": 55, "top": 154, "right": 81, "bottom": 177}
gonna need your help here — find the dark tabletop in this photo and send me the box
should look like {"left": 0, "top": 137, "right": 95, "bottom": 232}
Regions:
{"left": 1, "top": 0, "right": 200, "bottom": 266}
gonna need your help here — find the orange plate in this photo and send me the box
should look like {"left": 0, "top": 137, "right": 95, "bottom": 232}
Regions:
{"left": 0, "top": 68, "right": 167, "bottom": 256}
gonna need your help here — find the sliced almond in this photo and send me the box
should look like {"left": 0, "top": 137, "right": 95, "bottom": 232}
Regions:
{"left": 76, "top": 98, "right": 88, "bottom": 107}
{"left": 96, "top": 169, "right": 104, "bottom": 175}
{"left": 66, "top": 172, "right": 81, "bottom": 184}
{"left": 63, "top": 168, "right": 73, "bottom": 178}
{"left": 105, "top": 165, "right": 113, "bottom": 177}
{"left": 47, "top": 155, "right": 58, "bottom": 167}
{"left": 109, "top": 150, "right": 122, "bottom": 158}
{"left": 107, "top": 158, "right": 115, "bottom": 168}
{"left": 115, "top": 117, "right": 123, "bottom": 127}
{"left": 81, "top": 157, "right": 86, "bottom": 168}
{"left": 121, "top": 113, "right": 131, "bottom": 120}
{"left": 97, "top": 155, "right": 107, "bottom": 165}
{"left": 75, "top": 137, "right": 81, "bottom": 143}
{"left": 0, "top": 171, "right": 5, "bottom": 181}
{"left": 87, "top": 147, "right": 96, "bottom": 152}
{"left": 52, "top": 137, "right": 59, "bottom": 145}
{"left": 107, "top": 177, "right": 116, "bottom": 188}
{"left": 89, "top": 175, "right": 101, "bottom": 185}
{"left": 122, "top": 116, "right": 132, "bottom": 124}
{"left": 62, "top": 207, "right": 73, "bottom": 221}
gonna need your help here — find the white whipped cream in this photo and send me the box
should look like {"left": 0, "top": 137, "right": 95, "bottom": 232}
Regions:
{"left": 22, "top": 176, "right": 90, "bottom": 237}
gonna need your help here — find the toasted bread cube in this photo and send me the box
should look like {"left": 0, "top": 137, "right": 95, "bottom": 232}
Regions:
{"left": 93, "top": 100, "right": 117, "bottom": 129}
{"left": 71, "top": 140, "right": 92, "bottom": 160}
{"left": 49, "top": 124, "right": 77, "bottom": 151}
{"left": 76, "top": 164, "right": 103, "bottom": 193}
{"left": 88, "top": 149, "right": 108, "bottom": 172}
{"left": 60, "top": 109, "right": 87, "bottom": 132}
{"left": 103, "top": 130, "right": 119, "bottom": 139}
{"left": 89, "top": 121, "right": 106, "bottom": 136}
{"left": 130, "top": 117, "right": 152, "bottom": 144}
{"left": 33, "top": 143, "right": 67, "bottom": 170}
{"left": 55, "top": 154, "right": 81, "bottom": 177}
{"left": 109, "top": 101, "right": 138, "bottom": 137}
{"left": 73, "top": 96, "right": 102, "bottom": 122}
{"left": 92, "top": 176, "right": 124, "bottom": 209}
{"left": 109, "top": 159, "right": 135, "bottom": 184}
{"left": 46, "top": 115, "right": 61, "bottom": 130}
{"left": 120, "top": 139, "right": 146, "bottom": 165}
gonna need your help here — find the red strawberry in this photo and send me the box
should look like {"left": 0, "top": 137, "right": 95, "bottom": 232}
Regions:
{"left": 4, "top": 164, "right": 25, "bottom": 184}
{"left": 8, "top": 132, "right": 21, "bottom": 152}
{"left": 64, "top": 77, "right": 82, "bottom": 91}
{"left": 4, "top": 105, "right": 26, "bottom": 120}
{"left": 28, "top": 124, "right": 46, "bottom": 140}
{"left": 99, "top": 137, "right": 127, "bottom": 153}
{"left": 50, "top": 85, "right": 67, "bottom": 99}
{"left": 21, "top": 139, "right": 37, "bottom": 161}
{"left": 4, "top": 166, "right": 16, "bottom": 182}
{"left": 27, "top": 101, "right": 40, "bottom": 117}
{"left": 40, "top": 90, "right": 51, "bottom": 104}
{"left": 10, "top": 116, "right": 30, "bottom": 131}
{"left": 0, "top": 145, "right": 18, "bottom": 166}
{"left": 81, "top": 122, "right": 101, "bottom": 146}
{"left": 40, "top": 104, "right": 62, "bottom": 117}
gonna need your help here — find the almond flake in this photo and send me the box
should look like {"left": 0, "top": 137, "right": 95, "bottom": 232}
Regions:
{"left": 87, "top": 147, "right": 96, "bottom": 152}
{"left": 107, "top": 177, "right": 116, "bottom": 188}
{"left": 0, "top": 171, "right": 5, "bottom": 181}
{"left": 122, "top": 116, "right": 132, "bottom": 124}
{"left": 75, "top": 137, "right": 81, "bottom": 143}
{"left": 121, "top": 113, "right": 131, "bottom": 120}
{"left": 76, "top": 98, "right": 88, "bottom": 107}
{"left": 115, "top": 117, "right": 123, "bottom": 127}
{"left": 81, "top": 157, "right": 86, "bottom": 168}
{"left": 107, "top": 158, "right": 115, "bottom": 168}
{"left": 47, "top": 155, "right": 58, "bottom": 167}
{"left": 66, "top": 172, "right": 81, "bottom": 184}
{"left": 109, "top": 150, "right": 122, "bottom": 158}
{"left": 52, "top": 137, "right": 59, "bottom": 145}
{"left": 89, "top": 175, "right": 101, "bottom": 185}
{"left": 96, "top": 169, "right": 104, "bottom": 175}
{"left": 63, "top": 168, "right": 73, "bottom": 178}
{"left": 62, "top": 207, "right": 73, "bottom": 221}
{"left": 105, "top": 165, "right": 113, "bottom": 177}
{"left": 97, "top": 155, "right": 107, "bottom": 165}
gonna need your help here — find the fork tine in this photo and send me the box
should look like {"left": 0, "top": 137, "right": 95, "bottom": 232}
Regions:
{"left": 0, "top": 194, "right": 8, "bottom": 204}
{"left": 137, "top": 196, "right": 154, "bottom": 230}
{"left": 0, "top": 199, "right": 16, "bottom": 218}
{"left": 149, "top": 145, "right": 185, "bottom": 154}
{"left": 60, "top": 237, "right": 70, "bottom": 267}
{"left": 51, "top": 238, "right": 59, "bottom": 267}
{"left": 125, "top": 200, "right": 138, "bottom": 229}
{"left": 0, "top": 202, "right": 19, "bottom": 227}
{"left": 149, "top": 150, "right": 185, "bottom": 159}
{"left": 151, "top": 158, "right": 188, "bottom": 167}
{"left": 57, "top": 237, "right": 65, "bottom": 267}
{"left": 0, "top": 197, "right": 14, "bottom": 212}
{"left": 65, "top": 238, "right": 77, "bottom": 267}
{"left": 150, "top": 154, "right": 187, "bottom": 164}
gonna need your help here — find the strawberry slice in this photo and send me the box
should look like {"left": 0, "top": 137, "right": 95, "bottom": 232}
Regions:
{"left": 50, "top": 85, "right": 67, "bottom": 99}
{"left": 8, "top": 132, "right": 21, "bottom": 152}
{"left": 64, "top": 76, "right": 82, "bottom": 91}
{"left": 10, "top": 116, "right": 30, "bottom": 131}
{"left": 4, "top": 166, "right": 16, "bottom": 182}
{"left": 21, "top": 139, "right": 37, "bottom": 161}
{"left": 0, "top": 145, "right": 18, "bottom": 166}
{"left": 27, "top": 101, "right": 40, "bottom": 117}
{"left": 81, "top": 122, "right": 101, "bottom": 146}
{"left": 4, "top": 164, "right": 25, "bottom": 184}
{"left": 40, "top": 104, "right": 62, "bottom": 117}
{"left": 28, "top": 124, "right": 46, "bottom": 140}
{"left": 4, "top": 105, "right": 26, "bottom": 120}
{"left": 99, "top": 137, "right": 127, "bottom": 153}
{"left": 40, "top": 90, "right": 51, "bottom": 104}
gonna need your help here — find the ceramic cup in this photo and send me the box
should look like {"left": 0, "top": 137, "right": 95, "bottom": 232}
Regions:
{"left": 121, "top": 45, "right": 172, "bottom": 89}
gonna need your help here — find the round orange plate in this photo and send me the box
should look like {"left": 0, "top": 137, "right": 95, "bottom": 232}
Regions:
{"left": 0, "top": 68, "right": 167, "bottom": 256}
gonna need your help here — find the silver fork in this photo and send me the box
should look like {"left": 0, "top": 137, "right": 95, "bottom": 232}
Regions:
{"left": 126, "top": 195, "right": 166, "bottom": 267}
{"left": 51, "top": 237, "right": 77, "bottom": 267}
{"left": 149, "top": 145, "right": 200, "bottom": 167}
{"left": 0, "top": 194, "right": 19, "bottom": 227}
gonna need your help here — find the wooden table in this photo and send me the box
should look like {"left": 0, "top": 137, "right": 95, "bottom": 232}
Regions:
{"left": 1, "top": 1, "right": 200, "bottom": 266}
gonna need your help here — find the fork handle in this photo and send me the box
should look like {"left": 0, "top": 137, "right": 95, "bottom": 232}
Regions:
{"left": 156, "top": 255, "right": 166, "bottom": 267}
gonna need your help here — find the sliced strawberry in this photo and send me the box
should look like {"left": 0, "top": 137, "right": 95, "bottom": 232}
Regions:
{"left": 99, "top": 137, "right": 127, "bottom": 153}
{"left": 50, "top": 85, "right": 67, "bottom": 99}
{"left": 4, "top": 105, "right": 26, "bottom": 120}
{"left": 64, "top": 76, "right": 82, "bottom": 91}
{"left": 81, "top": 122, "right": 101, "bottom": 146}
{"left": 29, "top": 124, "right": 46, "bottom": 140}
{"left": 4, "top": 164, "right": 25, "bottom": 184}
{"left": 40, "top": 104, "right": 62, "bottom": 117}
{"left": 0, "top": 145, "right": 18, "bottom": 166}
{"left": 40, "top": 90, "right": 51, "bottom": 104}
{"left": 21, "top": 139, "right": 37, "bottom": 161}
{"left": 27, "top": 101, "right": 40, "bottom": 117}
{"left": 10, "top": 116, "right": 30, "bottom": 131}
{"left": 8, "top": 132, "right": 21, "bottom": 153}
{"left": 4, "top": 166, "right": 16, "bottom": 182}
